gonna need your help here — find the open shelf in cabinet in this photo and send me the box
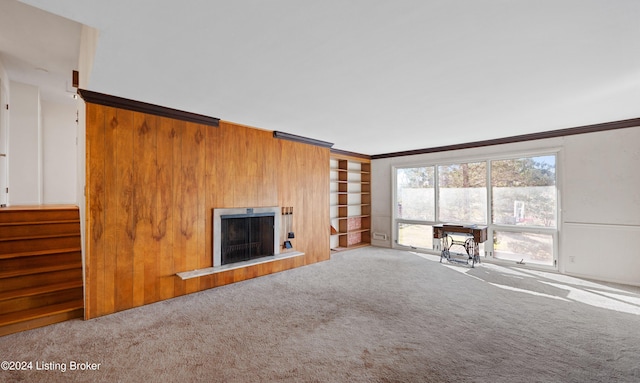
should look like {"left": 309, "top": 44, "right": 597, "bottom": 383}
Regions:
{"left": 330, "top": 157, "right": 371, "bottom": 251}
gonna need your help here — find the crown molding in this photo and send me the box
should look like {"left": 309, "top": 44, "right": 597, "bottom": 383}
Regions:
{"left": 273, "top": 131, "right": 333, "bottom": 148}
{"left": 330, "top": 148, "right": 371, "bottom": 160}
{"left": 78, "top": 89, "right": 220, "bottom": 127}
{"left": 372, "top": 117, "right": 640, "bottom": 159}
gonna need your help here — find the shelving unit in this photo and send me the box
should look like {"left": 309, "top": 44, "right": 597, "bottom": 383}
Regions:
{"left": 330, "top": 156, "right": 371, "bottom": 251}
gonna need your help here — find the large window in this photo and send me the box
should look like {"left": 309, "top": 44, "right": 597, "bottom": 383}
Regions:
{"left": 394, "top": 153, "right": 558, "bottom": 268}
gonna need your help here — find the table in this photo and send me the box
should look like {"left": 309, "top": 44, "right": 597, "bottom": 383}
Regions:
{"left": 433, "top": 224, "right": 488, "bottom": 267}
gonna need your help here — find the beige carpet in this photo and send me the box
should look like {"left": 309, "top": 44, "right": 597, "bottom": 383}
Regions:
{"left": 1, "top": 247, "right": 639, "bottom": 382}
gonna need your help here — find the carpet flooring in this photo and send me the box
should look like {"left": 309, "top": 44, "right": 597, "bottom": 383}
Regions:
{"left": 1, "top": 247, "right": 639, "bottom": 382}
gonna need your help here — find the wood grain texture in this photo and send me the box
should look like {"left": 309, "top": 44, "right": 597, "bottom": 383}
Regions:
{"left": 182, "top": 122, "right": 203, "bottom": 295}
{"left": 103, "top": 106, "right": 118, "bottom": 316}
{"left": 114, "top": 109, "right": 135, "bottom": 312}
{"left": 85, "top": 102, "right": 104, "bottom": 319}
{"left": 172, "top": 120, "right": 186, "bottom": 298}
{"left": 278, "top": 140, "right": 331, "bottom": 265}
{"left": 133, "top": 112, "right": 159, "bottom": 306}
{"left": 0, "top": 207, "right": 83, "bottom": 335}
{"left": 85, "top": 103, "right": 330, "bottom": 319}
{"left": 157, "top": 116, "right": 176, "bottom": 300}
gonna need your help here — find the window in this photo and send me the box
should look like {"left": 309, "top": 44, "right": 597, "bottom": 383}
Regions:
{"left": 393, "top": 153, "right": 558, "bottom": 268}
{"left": 396, "top": 167, "right": 435, "bottom": 221}
{"left": 491, "top": 155, "right": 557, "bottom": 266}
{"left": 438, "top": 162, "right": 487, "bottom": 224}
{"left": 491, "top": 156, "right": 556, "bottom": 227}
{"left": 493, "top": 230, "right": 554, "bottom": 266}
{"left": 395, "top": 167, "right": 435, "bottom": 249}
{"left": 398, "top": 223, "right": 434, "bottom": 249}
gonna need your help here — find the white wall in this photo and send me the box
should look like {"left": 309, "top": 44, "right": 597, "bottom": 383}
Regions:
{"left": 371, "top": 127, "right": 640, "bottom": 286}
{"left": 42, "top": 100, "right": 77, "bottom": 203}
{"left": 0, "top": 59, "right": 9, "bottom": 206}
{"left": 77, "top": 25, "right": 98, "bottom": 209}
{"left": 8, "top": 81, "right": 41, "bottom": 205}
{"left": 76, "top": 24, "right": 99, "bottom": 279}
{"left": 561, "top": 127, "right": 640, "bottom": 285}
{"left": 7, "top": 81, "right": 79, "bottom": 206}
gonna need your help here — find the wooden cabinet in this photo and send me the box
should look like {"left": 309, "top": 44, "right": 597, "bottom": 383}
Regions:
{"left": 330, "top": 156, "right": 371, "bottom": 251}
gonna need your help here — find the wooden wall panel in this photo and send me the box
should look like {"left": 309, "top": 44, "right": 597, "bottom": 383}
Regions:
{"left": 182, "top": 122, "right": 204, "bottom": 295}
{"left": 85, "top": 104, "right": 330, "bottom": 319}
{"left": 157, "top": 116, "right": 176, "bottom": 300}
{"left": 132, "top": 112, "right": 159, "bottom": 306}
{"left": 277, "top": 140, "right": 331, "bottom": 264}
{"left": 172, "top": 120, "right": 186, "bottom": 298}
{"left": 85, "top": 102, "right": 104, "bottom": 319}
{"left": 114, "top": 109, "right": 134, "bottom": 312}
{"left": 103, "top": 106, "right": 118, "bottom": 315}
{"left": 202, "top": 124, "right": 216, "bottom": 291}
{"left": 210, "top": 122, "right": 280, "bottom": 208}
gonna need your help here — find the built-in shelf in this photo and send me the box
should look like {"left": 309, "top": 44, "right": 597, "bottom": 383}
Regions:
{"left": 335, "top": 215, "right": 369, "bottom": 220}
{"left": 331, "top": 242, "right": 370, "bottom": 252}
{"left": 176, "top": 251, "right": 304, "bottom": 280}
{"left": 330, "top": 157, "right": 371, "bottom": 251}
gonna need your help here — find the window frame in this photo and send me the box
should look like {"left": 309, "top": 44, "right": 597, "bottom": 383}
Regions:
{"left": 393, "top": 164, "right": 437, "bottom": 250}
{"left": 392, "top": 148, "right": 560, "bottom": 270}
{"left": 437, "top": 161, "right": 488, "bottom": 225}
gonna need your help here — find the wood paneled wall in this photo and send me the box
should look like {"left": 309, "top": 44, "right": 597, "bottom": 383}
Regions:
{"left": 85, "top": 104, "right": 330, "bottom": 319}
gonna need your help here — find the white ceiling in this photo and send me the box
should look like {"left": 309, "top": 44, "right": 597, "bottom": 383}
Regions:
{"left": 6, "top": 0, "right": 640, "bottom": 155}
{"left": 0, "top": 0, "right": 81, "bottom": 104}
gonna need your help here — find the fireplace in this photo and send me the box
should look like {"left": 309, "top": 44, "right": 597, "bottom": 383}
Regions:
{"left": 213, "top": 207, "right": 281, "bottom": 267}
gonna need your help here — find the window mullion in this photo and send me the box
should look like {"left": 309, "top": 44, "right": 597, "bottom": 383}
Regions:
{"left": 486, "top": 160, "right": 493, "bottom": 257}
{"left": 434, "top": 165, "right": 439, "bottom": 223}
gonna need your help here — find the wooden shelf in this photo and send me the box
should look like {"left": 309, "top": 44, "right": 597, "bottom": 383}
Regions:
{"left": 347, "top": 242, "right": 370, "bottom": 249}
{"left": 331, "top": 242, "right": 370, "bottom": 252}
{"left": 333, "top": 228, "right": 370, "bottom": 235}
{"left": 330, "top": 158, "right": 371, "bottom": 249}
{"left": 331, "top": 168, "right": 367, "bottom": 174}
{"left": 334, "top": 215, "right": 369, "bottom": 220}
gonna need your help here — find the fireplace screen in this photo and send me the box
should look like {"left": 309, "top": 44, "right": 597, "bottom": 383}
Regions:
{"left": 220, "top": 213, "right": 275, "bottom": 265}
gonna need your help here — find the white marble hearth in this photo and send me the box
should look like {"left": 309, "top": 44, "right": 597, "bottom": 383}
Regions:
{"left": 176, "top": 251, "right": 304, "bottom": 280}
{"left": 175, "top": 206, "right": 296, "bottom": 280}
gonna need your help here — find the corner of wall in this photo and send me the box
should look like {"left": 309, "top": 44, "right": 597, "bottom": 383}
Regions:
{"left": 78, "top": 24, "right": 99, "bottom": 89}
{"left": 77, "top": 23, "right": 98, "bottom": 300}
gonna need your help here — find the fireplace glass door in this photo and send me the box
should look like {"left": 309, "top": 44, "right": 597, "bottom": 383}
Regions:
{"left": 220, "top": 214, "right": 275, "bottom": 265}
